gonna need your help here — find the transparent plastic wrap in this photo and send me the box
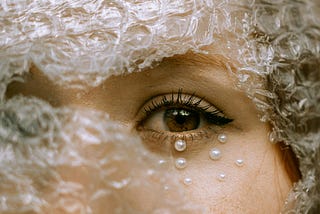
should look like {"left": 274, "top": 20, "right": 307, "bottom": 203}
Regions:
{"left": 251, "top": 1, "right": 320, "bottom": 212}
{"left": 0, "top": 0, "right": 319, "bottom": 213}
{"left": 0, "top": 96, "right": 204, "bottom": 213}
{"left": 1, "top": 0, "right": 244, "bottom": 89}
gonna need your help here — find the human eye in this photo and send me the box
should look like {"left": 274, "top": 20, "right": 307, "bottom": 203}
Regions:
{"left": 135, "top": 89, "right": 233, "bottom": 149}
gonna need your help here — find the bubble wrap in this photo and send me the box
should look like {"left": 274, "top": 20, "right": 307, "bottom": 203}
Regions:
{"left": 0, "top": 0, "right": 319, "bottom": 213}
{"left": 250, "top": 1, "right": 320, "bottom": 212}
{"left": 0, "top": 96, "right": 205, "bottom": 213}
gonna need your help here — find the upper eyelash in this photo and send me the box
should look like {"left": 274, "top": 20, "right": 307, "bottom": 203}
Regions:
{"left": 144, "top": 89, "right": 207, "bottom": 114}
{"left": 141, "top": 89, "right": 233, "bottom": 126}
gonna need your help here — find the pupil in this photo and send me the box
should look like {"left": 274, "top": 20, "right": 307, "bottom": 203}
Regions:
{"left": 164, "top": 108, "right": 200, "bottom": 132}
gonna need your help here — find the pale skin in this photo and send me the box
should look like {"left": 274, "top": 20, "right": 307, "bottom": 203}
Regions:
{"left": 6, "top": 48, "right": 294, "bottom": 213}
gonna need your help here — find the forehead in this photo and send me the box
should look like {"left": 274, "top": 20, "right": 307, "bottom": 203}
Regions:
{"left": 1, "top": 0, "right": 247, "bottom": 87}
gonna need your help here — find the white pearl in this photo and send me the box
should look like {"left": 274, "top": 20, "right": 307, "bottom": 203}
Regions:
{"left": 183, "top": 178, "right": 192, "bottom": 186}
{"left": 218, "top": 133, "right": 227, "bottom": 143}
{"left": 218, "top": 173, "right": 226, "bottom": 181}
{"left": 209, "top": 148, "right": 221, "bottom": 160}
{"left": 235, "top": 159, "right": 244, "bottom": 167}
{"left": 174, "top": 139, "right": 187, "bottom": 152}
{"left": 158, "top": 159, "right": 166, "bottom": 165}
{"left": 147, "top": 169, "right": 155, "bottom": 175}
{"left": 175, "top": 157, "right": 187, "bottom": 169}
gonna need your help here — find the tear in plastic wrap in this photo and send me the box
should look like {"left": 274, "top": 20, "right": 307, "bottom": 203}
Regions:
{"left": 0, "top": 0, "right": 320, "bottom": 213}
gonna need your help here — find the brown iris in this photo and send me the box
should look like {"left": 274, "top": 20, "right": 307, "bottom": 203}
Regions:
{"left": 164, "top": 108, "right": 200, "bottom": 132}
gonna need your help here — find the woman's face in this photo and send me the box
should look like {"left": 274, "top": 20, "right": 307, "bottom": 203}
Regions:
{"left": 6, "top": 49, "right": 293, "bottom": 213}
{"left": 2, "top": 0, "right": 300, "bottom": 213}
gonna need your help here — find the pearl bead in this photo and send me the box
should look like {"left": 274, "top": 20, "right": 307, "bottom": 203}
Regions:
{"left": 209, "top": 148, "right": 221, "bottom": 160}
{"left": 175, "top": 157, "right": 187, "bottom": 169}
{"left": 218, "top": 133, "right": 227, "bottom": 143}
{"left": 158, "top": 159, "right": 166, "bottom": 165}
{"left": 218, "top": 173, "right": 226, "bottom": 181}
{"left": 147, "top": 169, "right": 155, "bottom": 175}
{"left": 235, "top": 159, "right": 244, "bottom": 167}
{"left": 183, "top": 178, "right": 192, "bottom": 186}
{"left": 174, "top": 139, "right": 187, "bottom": 152}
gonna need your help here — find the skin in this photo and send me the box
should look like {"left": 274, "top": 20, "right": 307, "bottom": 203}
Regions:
{"left": 6, "top": 49, "right": 294, "bottom": 213}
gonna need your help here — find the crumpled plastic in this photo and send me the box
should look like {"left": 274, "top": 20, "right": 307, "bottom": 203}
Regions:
{"left": 0, "top": 0, "right": 319, "bottom": 213}
{"left": 0, "top": 96, "right": 204, "bottom": 213}
{"left": 251, "top": 1, "right": 320, "bottom": 213}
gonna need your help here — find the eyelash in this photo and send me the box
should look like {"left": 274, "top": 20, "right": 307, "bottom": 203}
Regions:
{"left": 143, "top": 89, "right": 232, "bottom": 125}
{"left": 136, "top": 89, "right": 233, "bottom": 144}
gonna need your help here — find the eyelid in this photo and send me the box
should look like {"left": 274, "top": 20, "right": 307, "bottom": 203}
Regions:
{"left": 135, "top": 91, "right": 230, "bottom": 126}
{"left": 136, "top": 91, "right": 220, "bottom": 118}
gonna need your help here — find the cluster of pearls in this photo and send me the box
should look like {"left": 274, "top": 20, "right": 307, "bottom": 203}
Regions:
{"left": 172, "top": 133, "right": 245, "bottom": 185}
{"left": 174, "top": 139, "right": 188, "bottom": 171}
{"left": 208, "top": 133, "right": 227, "bottom": 161}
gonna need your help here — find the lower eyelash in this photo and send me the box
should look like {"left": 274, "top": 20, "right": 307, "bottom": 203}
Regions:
{"left": 137, "top": 126, "right": 213, "bottom": 147}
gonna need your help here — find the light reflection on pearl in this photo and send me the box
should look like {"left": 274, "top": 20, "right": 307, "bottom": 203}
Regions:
{"left": 235, "top": 159, "right": 244, "bottom": 167}
{"left": 175, "top": 157, "right": 187, "bottom": 169}
{"left": 174, "top": 139, "right": 187, "bottom": 152}
{"left": 218, "top": 133, "right": 227, "bottom": 143}
{"left": 183, "top": 178, "right": 192, "bottom": 186}
{"left": 158, "top": 159, "right": 166, "bottom": 165}
{"left": 147, "top": 169, "right": 155, "bottom": 176}
{"left": 209, "top": 148, "right": 221, "bottom": 160}
{"left": 218, "top": 173, "right": 226, "bottom": 181}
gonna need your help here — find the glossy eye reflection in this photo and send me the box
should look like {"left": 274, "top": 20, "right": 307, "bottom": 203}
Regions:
{"left": 164, "top": 108, "right": 200, "bottom": 132}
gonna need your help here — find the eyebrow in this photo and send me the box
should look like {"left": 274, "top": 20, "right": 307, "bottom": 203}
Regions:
{"left": 161, "top": 51, "right": 235, "bottom": 72}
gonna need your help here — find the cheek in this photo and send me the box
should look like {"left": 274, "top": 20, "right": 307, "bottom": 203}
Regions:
{"left": 43, "top": 109, "right": 205, "bottom": 213}
{"left": 0, "top": 102, "right": 205, "bottom": 214}
{"left": 169, "top": 124, "right": 293, "bottom": 213}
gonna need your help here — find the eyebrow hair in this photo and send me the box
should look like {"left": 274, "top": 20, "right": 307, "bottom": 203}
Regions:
{"left": 161, "top": 51, "right": 235, "bottom": 72}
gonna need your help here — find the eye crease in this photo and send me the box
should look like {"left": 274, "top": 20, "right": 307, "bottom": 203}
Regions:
{"left": 135, "top": 89, "right": 233, "bottom": 143}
